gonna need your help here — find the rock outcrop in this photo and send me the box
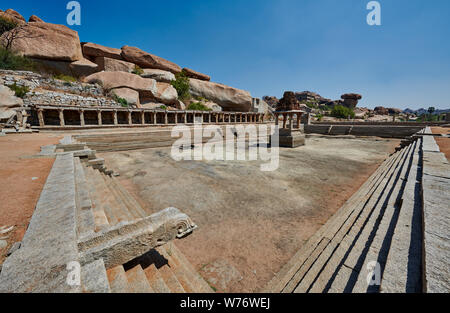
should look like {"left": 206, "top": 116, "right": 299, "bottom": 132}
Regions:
{"left": 4, "top": 9, "right": 26, "bottom": 22}
{"left": 189, "top": 79, "right": 252, "bottom": 112}
{"left": 28, "top": 15, "right": 44, "bottom": 23}
{"left": 276, "top": 91, "right": 302, "bottom": 111}
{"left": 341, "top": 93, "right": 362, "bottom": 108}
{"left": 1, "top": 22, "right": 83, "bottom": 61}
{"left": 182, "top": 68, "right": 210, "bottom": 81}
{"left": 154, "top": 82, "right": 178, "bottom": 105}
{"left": 0, "top": 85, "right": 23, "bottom": 121}
{"left": 111, "top": 88, "right": 140, "bottom": 107}
{"left": 69, "top": 58, "right": 99, "bottom": 78}
{"left": 82, "top": 43, "right": 122, "bottom": 61}
{"left": 84, "top": 71, "right": 157, "bottom": 95}
{"left": 94, "top": 57, "right": 134, "bottom": 73}
{"left": 374, "top": 106, "right": 389, "bottom": 115}
{"left": 121, "top": 46, "right": 181, "bottom": 74}
{"left": 140, "top": 69, "right": 175, "bottom": 83}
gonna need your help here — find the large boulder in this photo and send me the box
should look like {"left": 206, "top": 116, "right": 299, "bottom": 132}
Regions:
{"left": 95, "top": 56, "right": 134, "bottom": 73}
{"left": 83, "top": 43, "right": 122, "bottom": 61}
{"left": 189, "top": 79, "right": 252, "bottom": 112}
{"left": 0, "top": 85, "right": 23, "bottom": 121}
{"left": 69, "top": 58, "right": 99, "bottom": 78}
{"left": 154, "top": 82, "right": 178, "bottom": 105}
{"left": 141, "top": 69, "right": 175, "bottom": 83}
{"left": 1, "top": 22, "right": 83, "bottom": 61}
{"left": 121, "top": 46, "right": 181, "bottom": 74}
{"left": 182, "top": 68, "right": 210, "bottom": 81}
{"left": 341, "top": 93, "right": 362, "bottom": 109}
{"left": 83, "top": 71, "right": 157, "bottom": 95}
{"left": 28, "top": 15, "right": 44, "bottom": 23}
{"left": 374, "top": 106, "right": 389, "bottom": 115}
{"left": 111, "top": 88, "right": 140, "bottom": 107}
{"left": 0, "top": 11, "right": 26, "bottom": 25}
{"left": 4, "top": 9, "right": 26, "bottom": 22}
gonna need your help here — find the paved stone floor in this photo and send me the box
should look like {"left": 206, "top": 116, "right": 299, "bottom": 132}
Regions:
{"left": 100, "top": 136, "right": 399, "bottom": 292}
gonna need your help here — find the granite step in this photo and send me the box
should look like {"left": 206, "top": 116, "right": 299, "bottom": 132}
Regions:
{"left": 83, "top": 165, "right": 110, "bottom": 231}
{"left": 264, "top": 148, "right": 403, "bottom": 293}
{"left": 107, "top": 265, "right": 130, "bottom": 293}
{"left": 74, "top": 157, "right": 95, "bottom": 238}
{"left": 144, "top": 264, "right": 172, "bottom": 293}
{"left": 100, "top": 172, "right": 135, "bottom": 222}
{"left": 108, "top": 175, "right": 148, "bottom": 218}
{"left": 299, "top": 144, "right": 412, "bottom": 293}
{"left": 286, "top": 146, "right": 409, "bottom": 292}
{"left": 126, "top": 265, "right": 154, "bottom": 293}
{"left": 81, "top": 259, "right": 111, "bottom": 293}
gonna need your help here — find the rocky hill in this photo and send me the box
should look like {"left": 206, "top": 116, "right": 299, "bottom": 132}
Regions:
{"left": 0, "top": 8, "right": 255, "bottom": 122}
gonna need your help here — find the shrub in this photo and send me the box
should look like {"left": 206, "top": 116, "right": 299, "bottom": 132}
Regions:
{"left": 187, "top": 102, "right": 212, "bottom": 111}
{"left": 53, "top": 74, "right": 77, "bottom": 83}
{"left": 160, "top": 105, "right": 167, "bottom": 110}
{"left": 132, "top": 65, "right": 144, "bottom": 75}
{"left": 0, "top": 16, "right": 17, "bottom": 36}
{"left": 316, "top": 113, "right": 323, "bottom": 121}
{"left": 7, "top": 83, "right": 30, "bottom": 98}
{"left": 112, "top": 95, "right": 128, "bottom": 107}
{"left": 331, "top": 105, "right": 355, "bottom": 119}
{"left": 171, "top": 71, "right": 191, "bottom": 101}
{"left": 0, "top": 48, "right": 35, "bottom": 71}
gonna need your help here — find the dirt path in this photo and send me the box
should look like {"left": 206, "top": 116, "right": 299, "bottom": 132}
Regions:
{"left": 432, "top": 127, "right": 450, "bottom": 161}
{"left": 100, "top": 137, "right": 399, "bottom": 292}
{"left": 0, "top": 133, "right": 62, "bottom": 265}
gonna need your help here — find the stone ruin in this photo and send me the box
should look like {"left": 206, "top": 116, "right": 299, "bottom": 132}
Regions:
{"left": 341, "top": 93, "right": 363, "bottom": 109}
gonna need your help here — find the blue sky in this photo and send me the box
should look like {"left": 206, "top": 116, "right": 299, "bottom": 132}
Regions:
{"left": 4, "top": 0, "right": 450, "bottom": 109}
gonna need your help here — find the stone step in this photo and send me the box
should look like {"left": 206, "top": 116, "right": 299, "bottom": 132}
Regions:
{"left": 272, "top": 148, "right": 406, "bottom": 293}
{"left": 165, "top": 243, "right": 213, "bottom": 293}
{"left": 81, "top": 259, "right": 111, "bottom": 293}
{"left": 83, "top": 165, "right": 110, "bottom": 231}
{"left": 88, "top": 158, "right": 105, "bottom": 167}
{"left": 324, "top": 142, "right": 416, "bottom": 293}
{"left": 126, "top": 265, "right": 154, "bottom": 293}
{"left": 381, "top": 138, "right": 423, "bottom": 293}
{"left": 158, "top": 245, "right": 196, "bottom": 293}
{"left": 144, "top": 264, "right": 172, "bottom": 293}
{"left": 157, "top": 264, "right": 186, "bottom": 293}
{"left": 74, "top": 157, "right": 95, "bottom": 238}
{"left": 108, "top": 176, "right": 148, "bottom": 218}
{"left": 264, "top": 149, "right": 403, "bottom": 293}
{"left": 350, "top": 141, "right": 419, "bottom": 293}
{"left": 100, "top": 173, "right": 136, "bottom": 222}
{"left": 290, "top": 146, "right": 410, "bottom": 293}
{"left": 107, "top": 265, "right": 130, "bottom": 293}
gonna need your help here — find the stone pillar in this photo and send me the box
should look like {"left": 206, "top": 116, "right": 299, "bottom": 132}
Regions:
{"left": 296, "top": 114, "right": 301, "bottom": 129}
{"left": 80, "top": 110, "right": 85, "bottom": 127}
{"left": 282, "top": 114, "right": 287, "bottom": 129}
{"left": 113, "top": 110, "right": 118, "bottom": 125}
{"left": 306, "top": 113, "right": 311, "bottom": 125}
{"left": 184, "top": 112, "right": 187, "bottom": 124}
{"left": 37, "top": 109, "right": 45, "bottom": 127}
{"left": 141, "top": 111, "right": 146, "bottom": 125}
{"left": 275, "top": 113, "right": 279, "bottom": 126}
{"left": 164, "top": 112, "right": 168, "bottom": 125}
{"left": 174, "top": 113, "right": 178, "bottom": 125}
{"left": 58, "top": 109, "right": 65, "bottom": 127}
{"left": 128, "top": 111, "right": 132, "bottom": 125}
{"left": 289, "top": 113, "right": 294, "bottom": 130}
{"left": 97, "top": 110, "right": 102, "bottom": 126}
{"left": 153, "top": 112, "right": 157, "bottom": 125}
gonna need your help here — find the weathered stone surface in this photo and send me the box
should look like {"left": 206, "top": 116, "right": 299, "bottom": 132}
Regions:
{"left": 183, "top": 68, "right": 210, "bottom": 81}
{"left": 84, "top": 71, "right": 157, "bottom": 95}
{"left": 0, "top": 153, "right": 80, "bottom": 293}
{"left": 1, "top": 22, "right": 83, "bottom": 61}
{"left": 141, "top": 69, "right": 175, "bottom": 83}
{"left": 81, "top": 259, "right": 111, "bottom": 293}
{"left": 111, "top": 88, "right": 140, "bottom": 107}
{"left": 276, "top": 91, "right": 302, "bottom": 111}
{"left": 4, "top": 9, "right": 26, "bottom": 22}
{"left": 28, "top": 15, "right": 44, "bottom": 23}
{"left": 0, "top": 85, "right": 23, "bottom": 121}
{"left": 69, "top": 58, "right": 99, "bottom": 78}
{"left": 121, "top": 46, "right": 181, "bottom": 74}
{"left": 189, "top": 79, "right": 252, "bottom": 112}
{"left": 78, "top": 207, "right": 197, "bottom": 269}
{"left": 0, "top": 11, "right": 26, "bottom": 25}
{"left": 95, "top": 56, "right": 134, "bottom": 73}
{"left": 154, "top": 82, "right": 178, "bottom": 105}
{"left": 83, "top": 42, "right": 122, "bottom": 61}
{"left": 374, "top": 106, "right": 389, "bottom": 115}
{"left": 341, "top": 93, "right": 362, "bottom": 109}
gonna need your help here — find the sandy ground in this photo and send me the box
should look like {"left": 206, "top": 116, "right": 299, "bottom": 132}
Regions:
{"left": 432, "top": 127, "right": 450, "bottom": 161}
{"left": 0, "top": 133, "right": 61, "bottom": 265}
{"left": 100, "top": 136, "right": 399, "bottom": 292}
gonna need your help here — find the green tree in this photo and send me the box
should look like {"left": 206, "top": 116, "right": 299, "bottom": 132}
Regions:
{"left": 171, "top": 71, "right": 191, "bottom": 101}
{"left": 331, "top": 105, "right": 355, "bottom": 119}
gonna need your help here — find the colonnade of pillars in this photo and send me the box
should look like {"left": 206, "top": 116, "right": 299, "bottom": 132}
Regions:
{"left": 274, "top": 112, "right": 304, "bottom": 130}
{"left": 36, "top": 108, "right": 265, "bottom": 127}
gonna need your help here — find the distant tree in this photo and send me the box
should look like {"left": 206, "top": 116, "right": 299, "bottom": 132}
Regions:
{"left": 428, "top": 107, "right": 436, "bottom": 115}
